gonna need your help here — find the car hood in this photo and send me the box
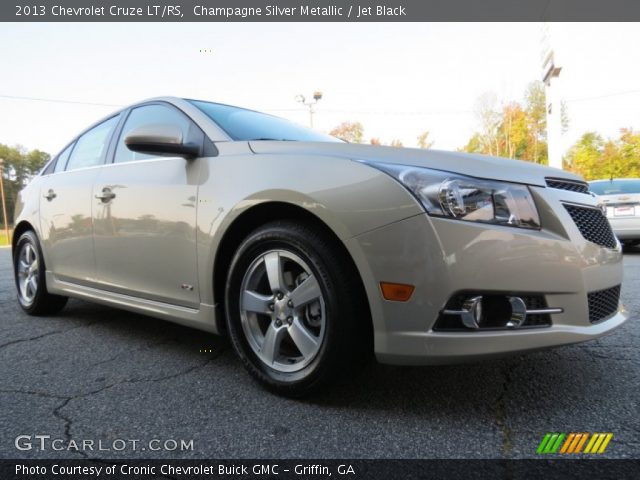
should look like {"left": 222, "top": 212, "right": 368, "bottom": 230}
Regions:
{"left": 248, "top": 141, "right": 583, "bottom": 187}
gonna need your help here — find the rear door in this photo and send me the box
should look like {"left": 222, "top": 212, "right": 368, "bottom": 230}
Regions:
{"left": 91, "top": 103, "right": 202, "bottom": 308}
{"left": 39, "top": 115, "right": 120, "bottom": 285}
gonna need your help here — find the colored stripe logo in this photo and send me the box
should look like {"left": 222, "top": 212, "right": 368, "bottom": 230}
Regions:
{"left": 537, "top": 433, "right": 613, "bottom": 454}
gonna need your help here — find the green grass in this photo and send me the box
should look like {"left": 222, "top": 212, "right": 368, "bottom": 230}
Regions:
{"left": 0, "top": 230, "right": 12, "bottom": 247}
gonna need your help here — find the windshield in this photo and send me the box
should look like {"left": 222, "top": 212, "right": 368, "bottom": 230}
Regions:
{"left": 589, "top": 179, "right": 640, "bottom": 195}
{"left": 189, "top": 100, "right": 341, "bottom": 143}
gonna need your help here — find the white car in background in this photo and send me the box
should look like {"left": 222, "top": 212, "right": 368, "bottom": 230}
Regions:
{"left": 590, "top": 178, "right": 640, "bottom": 247}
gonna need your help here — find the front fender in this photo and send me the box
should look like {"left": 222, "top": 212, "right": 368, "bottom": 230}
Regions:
{"left": 194, "top": 146, "right": 423, "bottom": 309}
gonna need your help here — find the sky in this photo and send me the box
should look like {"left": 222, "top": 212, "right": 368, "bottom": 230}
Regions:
{"left": 0, "top": 22, "right": 639, "bottom": 156}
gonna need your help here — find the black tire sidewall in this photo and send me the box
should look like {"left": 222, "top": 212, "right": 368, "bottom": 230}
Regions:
{"left": 14, "top": 231, "right": 47, "bottom": 313}
{"left": 225, "top": 222, "right": 352, "bottom": 394}
{"left": 13, "top": 230, "right": 67, "bottom": 315}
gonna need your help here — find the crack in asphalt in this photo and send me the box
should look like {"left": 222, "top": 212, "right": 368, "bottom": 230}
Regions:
{"left": 52, "top": 397, "right": 88, "bottom": 459}
{"left": 87, "top": 336, "right": 181, "bottom": 369}
{"left": 0, "top": 321, "right": 101, "bottom": 350}
{"left": 79, "top": 354, "right": 223, "bottom": 399}
{"left": 0, "top": 389, "right": 69, "bottom": 400}
{"left": 1, "top": 347, "right": 225, "bottom": 460}
{"left": 2, "top": 250, "right": 639, "bottom": 460}
{"left": 494, "top": 360, "right": 515, "bottom": 458}
{"left": 62, "top": 354, "right": 222, "bottom": 460}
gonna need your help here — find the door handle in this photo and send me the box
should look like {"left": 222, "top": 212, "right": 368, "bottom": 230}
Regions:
{"left": 44, "top": 189, "right": 57, "bottom": 201}
{"left": 95, "top": 188, "right": 116, "bottom": 202}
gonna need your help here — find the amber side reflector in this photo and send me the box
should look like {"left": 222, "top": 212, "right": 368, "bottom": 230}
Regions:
{"left": 380, "top": 282, "right": 415, "bottom": 302}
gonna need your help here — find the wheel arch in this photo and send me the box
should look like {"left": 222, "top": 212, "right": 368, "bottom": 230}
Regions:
{"left": 212, "top": 201, "right": 373, "bottom": 346}
{"left": 12, "top": 220, "right": 37, "bottom": 256}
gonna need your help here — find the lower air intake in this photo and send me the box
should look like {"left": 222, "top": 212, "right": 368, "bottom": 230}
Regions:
{"left": 588, "top": 285, "right": 620, "bottom": 324}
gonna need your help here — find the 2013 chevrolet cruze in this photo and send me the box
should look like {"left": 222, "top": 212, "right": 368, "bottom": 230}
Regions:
{"left": 13, "top": 97, "right": 628, "bottom": 396}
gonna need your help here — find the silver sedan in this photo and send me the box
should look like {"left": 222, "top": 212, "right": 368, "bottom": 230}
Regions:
{"left": 12, "top": 97, "right": 628, "bottom": 396}
{"left": 590, "top": 178, "right": 640, "bottom": 247}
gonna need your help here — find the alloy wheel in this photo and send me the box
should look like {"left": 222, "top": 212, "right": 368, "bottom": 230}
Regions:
{"left": 17, "top": 242, "right": 39, "bottom": 306}
{"left": 239, "top": 250, "right": 326, "bottom": 373}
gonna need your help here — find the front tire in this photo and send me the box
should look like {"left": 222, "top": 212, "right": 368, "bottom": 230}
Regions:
{"left": 225, "top": 221, "right": 369, "bottom": 396}
{"left": 14, "top": 230, "right": 68, "bottom": 315}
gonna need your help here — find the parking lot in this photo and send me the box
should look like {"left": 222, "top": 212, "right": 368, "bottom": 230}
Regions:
{"left": 0, "top": 246, "right": 638, "bottom": 459}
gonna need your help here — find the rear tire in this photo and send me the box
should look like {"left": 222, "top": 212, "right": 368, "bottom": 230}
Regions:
{"left": 225, "top": 220, "right": 370, "bottom": 397}
{"left": 13, "top": 230, "right": 68, "bottom": 315}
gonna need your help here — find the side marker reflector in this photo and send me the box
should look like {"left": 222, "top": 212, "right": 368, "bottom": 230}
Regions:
{"left": 380, "top": 282, "right": 415, "bottom": 302}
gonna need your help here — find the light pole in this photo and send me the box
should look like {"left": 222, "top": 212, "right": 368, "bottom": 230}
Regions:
{"left": 295, "top": 91, "right": 323, "bottom": 127}
{"left": 0, "top": 158, "right": 9, "bottom": 245}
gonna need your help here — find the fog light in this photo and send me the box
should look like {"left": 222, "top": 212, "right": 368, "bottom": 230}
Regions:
{"left": 506, "top": 297, "right": 527, "bottom": 328}
{"left": 436, "top": 292, "right": 561, "bottom": 331}
{"left": 459, "top": 296, "right": 483, "bottom": 328}
{"left": 444, "top": 295, "right": 531, "bottom": 329}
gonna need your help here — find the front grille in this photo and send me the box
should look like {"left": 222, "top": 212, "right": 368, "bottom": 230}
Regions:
{"left": 546, "top": 177, "right": 590, "bottom": 194}
{"left": 564, "top": 204, "right": 617, "bottom": 249}
{"left": 588, "top": 285, "right": 620, "bottom": 323}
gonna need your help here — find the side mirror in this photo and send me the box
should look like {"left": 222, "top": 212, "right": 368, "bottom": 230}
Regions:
{"left": 124, "top": 124, "right": 200, "bottom": 159}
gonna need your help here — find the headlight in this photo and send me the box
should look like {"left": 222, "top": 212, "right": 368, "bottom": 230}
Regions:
{"left": 371, "top": 163, "right": 540, "bottom": 229}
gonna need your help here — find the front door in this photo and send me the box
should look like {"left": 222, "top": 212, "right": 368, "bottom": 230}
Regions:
{"left": 91, "top": 103, "right": 201, "bottom": 308}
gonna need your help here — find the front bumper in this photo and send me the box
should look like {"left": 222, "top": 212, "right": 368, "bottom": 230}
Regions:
{"left": 350, "top": 186, "right": 628, "bottom": 365}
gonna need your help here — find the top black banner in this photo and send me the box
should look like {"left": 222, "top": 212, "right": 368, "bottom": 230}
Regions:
{"left": 3, "top": 0, "right": 640, "bottom": 22}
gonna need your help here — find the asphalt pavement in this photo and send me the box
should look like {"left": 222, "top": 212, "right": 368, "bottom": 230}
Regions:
{"left": 0, "top": 246, "right": 638, "bottom": 459}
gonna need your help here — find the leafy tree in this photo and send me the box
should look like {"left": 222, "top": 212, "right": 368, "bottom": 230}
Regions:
{"left": 0, "top": 144, "right": 50, "bottom": 227}
{"left": 390, "top": 139, "right": 403, "bottom": 148}
{"left": 370, "top": 137, "right": 382, "bottom": 145}
{"left": 462, "top": 83, "right": 548, "bottom": 164}
{"left": 329, "top": 121, "right": 364, "bottom": 144}
{"left": 564, "top": 129, "right": 640, "bottom": 180}
{"left": 417, "top": 131, "right": 434, "bottom": 149}
{"left": 564, "top": 132, "right": 605, "bottom": 179}
{"left": 473, "top": 92, "right": 501, "bottom": 156}
{"left": 524, "top": 81, "right": 548, "bottom": 164}
{"left": 499, "top": 102, "right": 529, "bottom": 159}
{"left": 560, "top": 100, "right": 570, "bottom": 135}
{"left": 617, "top": 129, "right": 640, "bottom": 177}
{"left": 461, "top": 133, "right": 484, "bottom": 154}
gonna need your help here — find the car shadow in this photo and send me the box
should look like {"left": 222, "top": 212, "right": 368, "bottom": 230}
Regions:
{"left": 308, "top": 348, "right": 604, "bottom": 414}
{"left": 58, "top": 298, "right": 231, "bottom": 356}
{"left": 57, "top": 298, "right": 615, "bottom": 419}
{"left": 622, "top": 244, "right": 640, "bottom": 255}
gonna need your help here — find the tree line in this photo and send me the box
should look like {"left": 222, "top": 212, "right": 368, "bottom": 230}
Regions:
{"left": 2, "top": 84, "right": 639, "bottom": 228}
{"left": 0, "top": 144, "right": 49, "bottom": 228}
{"left": 328, "top": 121, "right": 434, "bottom": 149}
{"left": 461, "top": 82, "right": 548, "bottom": 164}
{"left": 327, "top": 81, "right": 639, "bottom": 181}
{"left": 564, "top": 129, "right": 640, "bottom": 180}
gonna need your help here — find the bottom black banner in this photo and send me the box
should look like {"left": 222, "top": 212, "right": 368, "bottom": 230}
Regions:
{"left": 2, "top": 459, "right": 640, "bottom": 480}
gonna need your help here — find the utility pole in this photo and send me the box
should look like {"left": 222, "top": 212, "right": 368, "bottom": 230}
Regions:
{"left": 295, "top": 91, "right": 323, "bottom": 127}
{"left": 541, "top": 24, "right": 564, "bottom": 169}
{"left": 0, "top": 158, "right": 9, "bottom": 245}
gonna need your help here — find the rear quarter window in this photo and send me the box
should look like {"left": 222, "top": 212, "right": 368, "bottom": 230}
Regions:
{"left": 65, "top": 115, "right": 120, "bottom": 171}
